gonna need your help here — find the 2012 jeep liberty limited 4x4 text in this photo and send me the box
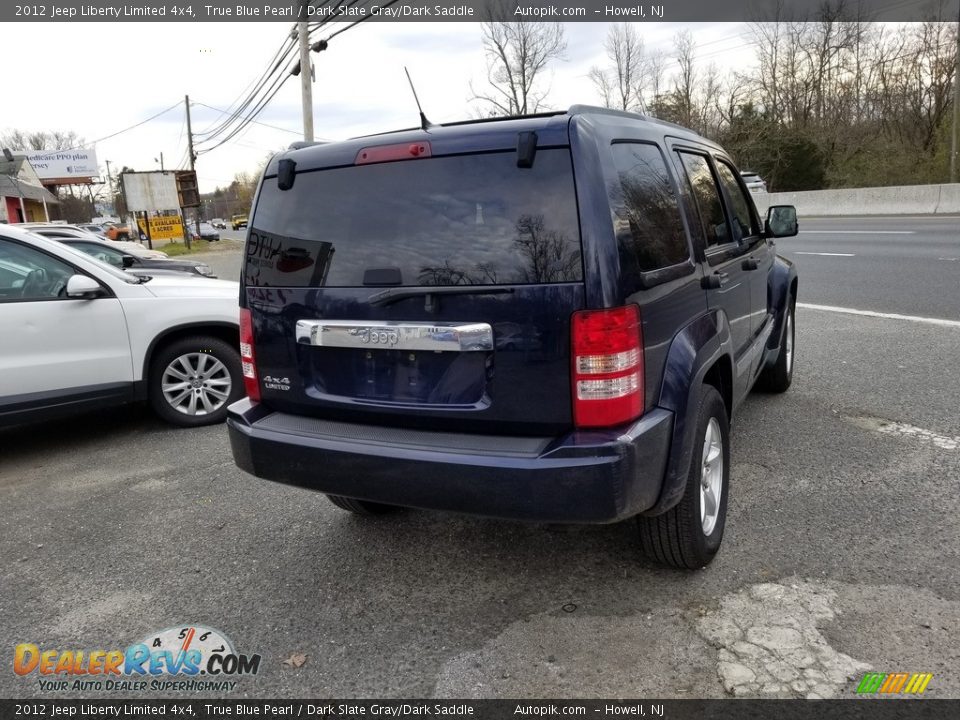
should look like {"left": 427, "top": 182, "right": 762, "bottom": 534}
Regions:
{"left": 227, "top": 105, "right": 799, "bottom": 569}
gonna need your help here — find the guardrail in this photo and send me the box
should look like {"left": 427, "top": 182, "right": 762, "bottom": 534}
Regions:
{"left": 754, "top": 183, "right": 960, "bottom": 216}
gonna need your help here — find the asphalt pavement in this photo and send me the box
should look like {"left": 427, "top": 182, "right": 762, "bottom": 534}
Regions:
{"left": 1, "top": 216, "right": 958, "bottom": 701}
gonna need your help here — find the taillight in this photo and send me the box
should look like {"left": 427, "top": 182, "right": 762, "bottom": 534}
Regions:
{"left": 239, "top": 308, "right": 260, "bottom": 402}
{"left": 571, "top": 305, "right": 644, "bottom": 428}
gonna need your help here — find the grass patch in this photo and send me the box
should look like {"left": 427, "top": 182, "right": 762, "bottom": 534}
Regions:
{"left": 158, "top": 241, "right": 201, "bottom": 256}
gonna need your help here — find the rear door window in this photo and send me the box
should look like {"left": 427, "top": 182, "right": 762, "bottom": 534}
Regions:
{"left": 676, "top": 152, "right": 732, "bottom": 249}
{"left": 609, "top": 142, "right": 691, "bottom": 280}
{"left": 247, "top": 149, "right": 582, "bottom": 287}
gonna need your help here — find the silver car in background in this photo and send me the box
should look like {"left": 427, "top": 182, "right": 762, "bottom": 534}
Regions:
{"left": 740, "top": 171, "right": 768, "bottom": 194}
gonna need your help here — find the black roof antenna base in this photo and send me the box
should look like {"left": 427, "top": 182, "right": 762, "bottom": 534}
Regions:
{"left": 404, "top": 67, "right": 434, "bottom": 131}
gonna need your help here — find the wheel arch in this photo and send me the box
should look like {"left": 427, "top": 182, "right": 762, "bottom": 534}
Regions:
{"left": 766, "top": 255, "right": 799, "bottom": 351}
{"left": 645, "top": 310, "right": 734, "bottom": 517}
{"left": 134, "top": 322, "right": 239, "bottom": 401}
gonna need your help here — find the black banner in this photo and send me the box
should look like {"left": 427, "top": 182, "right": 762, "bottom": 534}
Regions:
{"left": 3, "top": 0, "right": 958, "bottom": 23}
{"left": 1, "top": 700, "right": 958, "bottom": 720}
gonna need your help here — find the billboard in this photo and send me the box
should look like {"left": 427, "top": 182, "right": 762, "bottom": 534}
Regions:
{"left": 122, "top": 171, "right": 180, "bottom": 213}
{"left": 25, "top": 148, "right": 98, "bottom": 180}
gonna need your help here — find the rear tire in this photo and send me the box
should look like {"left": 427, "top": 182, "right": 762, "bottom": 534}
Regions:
{"left": 637, "top": 385, "right": 730, "bottom": 569}
{"left": 326, "top": 495, "right": 397, "bottom": 516}
{"left": 757, "top": 301, "right": 794, "bottom": 393}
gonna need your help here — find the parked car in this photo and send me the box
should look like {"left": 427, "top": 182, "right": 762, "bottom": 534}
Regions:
{"left": 77, "top": 223, "right": 110, "bottom": 239}
{"left": 740, "top": 171, "right": 768, "bottom": 194}
{"left": 0, "top": 225, "right": 243, "bottom": 427}
{"left": 227, "top": 105, "right": 799, "bottom": 569}
{"left": 185, "top": 221, "right": 221, "bottom": 242}
{"left": 17, "top": 224, "right": 170, "bottom": 260}
{"left": 210, "top": 218, "right": 227, "bottom": 230}
{"left": 231, "top": 214, "right": 248, "bottom": 231}
{"left": 102, "top": 221, "right": 134, "bottom": 241}
{"left": 55, "top": 238, "right": 215, "bottom": 277}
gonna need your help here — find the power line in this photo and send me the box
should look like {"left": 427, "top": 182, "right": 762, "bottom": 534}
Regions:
{"left": 327, "top": 0, "right": 401, "bottom": 40}
{"left": 192, "top": 101, "right": 303, "bottom": 136}
{"left": 38, "top": 101, "right": 183, "bottom": 155}
{"left": 193, "top": 35, "right": 297, "bottom": 141}
{"left": 194, "top": 1, "right": 395, "bottom": 156}
{"left": 193, "top": 1, "right": 346, "bottom": 145}
{"left": 90, "top": 101, "right": 183, "bottom": 146}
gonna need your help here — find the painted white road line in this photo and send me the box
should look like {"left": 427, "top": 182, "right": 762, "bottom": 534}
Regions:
{"left": 845, "top": 416, "right": 959, "bottom": 451}
{"left": 799, "top": 230, "right": 915, "bottom": 234}
{"left": 794, "top": 252, "right": 856, "bottom": 257}
{"left": 797, "top": 303, "right": 960, "bottom": 328}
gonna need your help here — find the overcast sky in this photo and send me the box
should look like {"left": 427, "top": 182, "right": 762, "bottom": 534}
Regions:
{"left": 1, "top": 21, "right": 755, "bottom": 193}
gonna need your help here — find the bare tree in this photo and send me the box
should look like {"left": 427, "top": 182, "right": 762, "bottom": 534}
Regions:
{"left": 471, "top": 1, "right": 566, "bottom": 116}
{"left": 644, "top": 50, "right": 668, "bottom": 115}
{"left": 673, "top": 30, "right": 698, "bottom": 128}
{"left": 0, "top": 129, "right": 85, "bottom": 151}
{"left": 589, "top": 23, "right": 647, "bottom": 112}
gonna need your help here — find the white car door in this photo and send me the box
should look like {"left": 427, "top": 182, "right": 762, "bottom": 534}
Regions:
{"left": 0, "top": 237, "right": 132, "bottom": 410}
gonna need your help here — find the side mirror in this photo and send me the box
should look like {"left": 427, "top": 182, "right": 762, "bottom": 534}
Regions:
{"left": 765, "top": 205, "right": 798, "bottom": 238}
{"left": 121, "top": 255, "right": 135, "bottom": 268}
{"left": 66, "top": 274, "right": 105, "bottom": 299}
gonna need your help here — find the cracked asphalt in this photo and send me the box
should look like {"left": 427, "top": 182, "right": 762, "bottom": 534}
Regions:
{"left": 1, "top": 219, "right": 959, "bottom": 700}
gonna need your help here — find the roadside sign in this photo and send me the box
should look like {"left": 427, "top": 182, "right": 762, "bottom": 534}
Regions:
{"left": 136, "top": 216, "right": 184, "bottom": 241}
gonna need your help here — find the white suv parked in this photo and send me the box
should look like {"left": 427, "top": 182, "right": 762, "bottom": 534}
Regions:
{"left": 0, "top": 225, "right": 242, "bottom": 427}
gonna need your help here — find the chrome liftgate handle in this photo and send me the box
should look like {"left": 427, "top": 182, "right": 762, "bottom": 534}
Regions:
{"left": 295, "top": 320, "right": 495, "bottom": 353}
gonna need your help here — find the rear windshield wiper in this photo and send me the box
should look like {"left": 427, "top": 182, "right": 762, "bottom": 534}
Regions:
{"left": 368, "top": 286, "right": 514, "bottom": 308}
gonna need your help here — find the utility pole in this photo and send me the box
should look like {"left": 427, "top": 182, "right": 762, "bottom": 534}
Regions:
{"left": 185, "top": 94, "right": 196, "bottom": 249}
{"left": 298, "top": 21, "right": 314, "bottom": 142}
{"left": 102, "top": 159, "right": 113, "bottom": 220}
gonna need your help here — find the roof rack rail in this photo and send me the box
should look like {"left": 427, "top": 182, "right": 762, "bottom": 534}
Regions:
{"left": 440, "top": 109, "right": 567, "bottom": 128}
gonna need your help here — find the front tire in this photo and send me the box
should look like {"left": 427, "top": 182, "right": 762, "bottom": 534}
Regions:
{"left": 148, "top": 336, "right": 243, "bottom": 427}
{"left": 638, "top": 385, "right": 730, "bottom": 569}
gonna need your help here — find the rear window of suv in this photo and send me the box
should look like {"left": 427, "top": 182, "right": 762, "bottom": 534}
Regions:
{"left": 246, "top": 149, "right": 582, "bottom": 287}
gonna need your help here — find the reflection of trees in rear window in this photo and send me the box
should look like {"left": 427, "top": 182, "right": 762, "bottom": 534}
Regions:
{"left": 610, "top": 143, "right": 690, "bottom": 279}
{"left": 247, "top": 150, "right": 582, "bottom": 287}
{"left": 407, "top": 213, "right": 579, "bottom": 285}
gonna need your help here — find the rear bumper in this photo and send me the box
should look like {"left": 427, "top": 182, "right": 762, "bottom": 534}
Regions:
{"left": 226, "top": 399, "right": 673, "bottom": 524}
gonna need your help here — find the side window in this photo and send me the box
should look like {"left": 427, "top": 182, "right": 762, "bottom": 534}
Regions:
{"left": 73, "top": 242, "right": 124, "bottom": 267}
{"left": 714, "top": 161, "right": 758, "bottom": 242}
{"left": 0, "top": 239, "right": 75, "bottom": 301}
{"left": 610, "top": 142, "right": 691, "bottom": 281}
{"left": 677, "top": 152, "right": 731, "bottom": 249}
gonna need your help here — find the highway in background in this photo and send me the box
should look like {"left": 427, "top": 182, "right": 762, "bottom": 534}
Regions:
{"left": 776, "top": 216, "right": 960, "bottom": 320}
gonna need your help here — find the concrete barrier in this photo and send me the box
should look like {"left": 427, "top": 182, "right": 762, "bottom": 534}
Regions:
{"left": 754, "top": 183, "right": 960, "bottom": 217}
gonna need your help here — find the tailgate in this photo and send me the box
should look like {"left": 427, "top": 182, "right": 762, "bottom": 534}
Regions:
{"left": 244, "top": 145, "right": 584, "bottom": 436}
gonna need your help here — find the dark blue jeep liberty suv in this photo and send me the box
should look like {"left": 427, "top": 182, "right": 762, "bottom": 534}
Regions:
{"left": 228, "top": 105, "right": 799, "bottom": 569}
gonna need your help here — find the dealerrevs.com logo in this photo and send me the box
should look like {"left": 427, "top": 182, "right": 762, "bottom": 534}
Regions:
{"left": 14, "top": 625, "right": 260, "bottom": 693}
